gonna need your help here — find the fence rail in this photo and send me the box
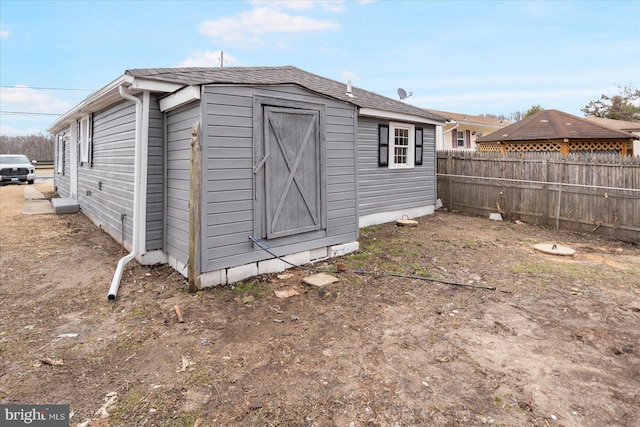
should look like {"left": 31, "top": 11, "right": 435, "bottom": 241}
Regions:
{"left": 436, "top": 151, "right": 640, "bottom": 243}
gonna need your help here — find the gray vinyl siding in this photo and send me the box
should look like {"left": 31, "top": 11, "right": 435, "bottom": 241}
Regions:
{"left": 54, "top": 126, "right": 71, "bottom": 197}
{"left": 357, "top": 117, "right": 437, "bottom": 216}
{"left": 77, "top": 100, "right": 136, "bottom": 247}
{"left": 146, "top": 95, "right": 164, "bottom": 251}
{"left": 165, "top": 101, "right": 201, "bottom": 265}
{"left": 201, "top": 84, "right": 358, "bottom": 272}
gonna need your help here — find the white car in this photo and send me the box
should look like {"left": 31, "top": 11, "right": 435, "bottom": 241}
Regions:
{"left": 0, "top": 154, "right": 37, "bottom": 185}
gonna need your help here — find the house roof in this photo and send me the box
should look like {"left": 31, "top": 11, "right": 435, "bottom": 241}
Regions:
{"left": 124, "top": 66, "right": 445, "bottom": 123}
{"left": 48, "top": 66, "right": 447, "bottom": 133}
{"left": 583, "top": 116, "right": 640, "bottom": 132}
{"left": 425, "top": 109, "right": 509, "bottom": 127}
{"left": 476, "top": 109, "right": 634, "bottom": 142}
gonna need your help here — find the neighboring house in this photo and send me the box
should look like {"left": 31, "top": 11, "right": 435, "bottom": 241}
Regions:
{"left": 426, "top": 109, "right": 509, "bottom": 151}
{"left": 47, "top": 66, "right": 446, "bottom": 292}
{"left": 476, "top": 109, "right": 634, "bottom": 155}
{"left": 584, "top": 116, "right": 640, "bottom": 156}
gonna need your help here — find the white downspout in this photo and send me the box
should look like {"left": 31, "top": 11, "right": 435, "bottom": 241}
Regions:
{"left": 108, "top": 85, "right": 143, "bottom": 301}
{"left": 445, "top": 122, "right": 459, "bottom": 148}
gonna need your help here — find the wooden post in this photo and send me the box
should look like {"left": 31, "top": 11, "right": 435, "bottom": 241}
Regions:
{"left": 188, "top": 122, "right": 202, "bottom": 293}
{"left": 447, "top": 153, "right": 454, "bottom": 210}
{"left": 541, "top": 159, "right": 550, "bottom": 226}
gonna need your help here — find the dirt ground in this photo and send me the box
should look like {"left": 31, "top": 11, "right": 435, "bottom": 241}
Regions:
{"left": 1, "top": 181, "right": 639, "bottom": 427}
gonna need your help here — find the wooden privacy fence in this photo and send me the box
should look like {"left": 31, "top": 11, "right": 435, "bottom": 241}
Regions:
{"left": 436, "top": 151, "right": 640, "bottom": 243}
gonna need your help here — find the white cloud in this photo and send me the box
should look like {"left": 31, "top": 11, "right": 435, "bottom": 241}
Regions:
{"left": 199, "top": 6, "right": 340, "bottom": 47}
{"left": 177, "top": 50, "right": 242, "bottom": 67}
{"left": 249, "top": 1, "right": 345, "bottom": 12}
{"left": 0, "top": 25, "right": 10, "bottom": 38}
{"left": 0, "top": 86, "right": 72, "bottom": 114}
{"left": 0, "top": 124, "right": 44, "bottom": 137}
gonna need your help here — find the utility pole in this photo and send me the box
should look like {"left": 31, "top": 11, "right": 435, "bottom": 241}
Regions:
{"left": 219, "top": 51, "right": 224, "bottom": 68}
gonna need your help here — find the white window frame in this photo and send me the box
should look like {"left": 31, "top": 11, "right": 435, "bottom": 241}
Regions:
{"left": 457, "top": 130, "right": 466, "bottom": 148}
{"left": 388, "top": 122, "right": 415, "bottom": 169}
{"left": 79, "top": 116, "right": 90, "bottom": 163}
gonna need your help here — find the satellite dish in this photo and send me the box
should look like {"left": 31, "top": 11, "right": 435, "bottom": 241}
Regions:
{"left": 397, "top": 88, "right": 413, "bottom": 101}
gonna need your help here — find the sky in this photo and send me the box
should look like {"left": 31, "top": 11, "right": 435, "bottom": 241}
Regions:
{"left": 1, "top": 0, "right": 639, "bottom": 136}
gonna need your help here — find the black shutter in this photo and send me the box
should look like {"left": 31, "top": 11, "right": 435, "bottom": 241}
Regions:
{"left": 415, "top": 127, "right": 423, "bottom": 166}
{"left": 378, "top": 124, "right": 389, "bottom": 167}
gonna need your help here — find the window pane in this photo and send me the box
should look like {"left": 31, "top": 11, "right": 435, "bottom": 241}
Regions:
{"left": 457, "top": 130, "right": 465, "bottom": 147}
{"left": 394, "top": 128, "right": 409, "bottom": 164}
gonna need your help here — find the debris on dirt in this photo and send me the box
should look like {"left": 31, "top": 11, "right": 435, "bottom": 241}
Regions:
{"left": 302, "top": 272, "right": 339, "bottom": 287}
{"left": 40, "top": 357, "right": 63, "bottom": 366}
{"left": 96, "top": 392, "right": 117, "bottom": 418}
{"left": 396, "top": 216, "right": 418, "bottom": 227}
{"left": 274, "top": 288, "right": 300, "bottom": 298}
{"left": 489, "top": 212, "right": 503, "bottom": 221}
{"left": 36, "top": 333, "right": 79, "bottom": 351}
{"left": 277, "top": 273, "right": 294, "bottom": 280}
{"left": 174, "top": 304, "right": 185, "bottom": 322}
{"left": 177, "top": 354, "right": 195, "bottom": 372}
{"left": 57, "top": 333, "right": 79, "bottom": 338}
{"left": 269, "top": 305, "right": 283, "bottom": 314}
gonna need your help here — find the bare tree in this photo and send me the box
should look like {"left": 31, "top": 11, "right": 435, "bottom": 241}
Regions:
{"left": 0, "top": 134, "right": 54, "bottom": 161}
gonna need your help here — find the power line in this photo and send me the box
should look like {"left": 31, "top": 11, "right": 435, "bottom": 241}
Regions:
{"left": 0, "top": 85, "right": 94, "bottom": 92}
{"left": 0, "top": 110, "right": 61, "bottom": 116}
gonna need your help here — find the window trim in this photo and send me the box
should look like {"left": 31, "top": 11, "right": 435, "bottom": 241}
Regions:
{"left": 78, "top": 114, "right": 93, "bottom": 165}
{"left": 388, "top": 122, "right": 415, "bottom": 169}
{"left": 57, "top": 134, "right": 65, "bottom": 175}
{"left": 457, "top": 130, "right": 466, "bottom": 148}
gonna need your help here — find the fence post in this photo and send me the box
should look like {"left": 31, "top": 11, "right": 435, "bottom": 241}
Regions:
{"left": 541, "top": 159, "right": 549, "bottom": 226}
{"left": 447, "top": 153, "right": 454, "bottom": 210}
{"left": 555, "top": 184, "right": 562, "bottom": 230}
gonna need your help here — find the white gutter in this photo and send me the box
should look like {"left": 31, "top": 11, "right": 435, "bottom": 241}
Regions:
{"left": 444, "top": 122, "right": 459, "bottom": 135}
{"left": 108, "top": 85, "right": 144, "bottom": 301}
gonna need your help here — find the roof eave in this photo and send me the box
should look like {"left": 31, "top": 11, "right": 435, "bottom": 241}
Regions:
{"left": 47, "top": 75, "right": 185, "bottom": 134}
{"left": 359, "top": 108, "right": 446, "bottom": 125}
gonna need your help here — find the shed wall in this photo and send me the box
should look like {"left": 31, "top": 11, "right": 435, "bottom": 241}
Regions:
{"left": 357, "top": 117, "right": 437, "bottom": 216}
{"left": 201, "top": 84, "right": 358, "bottom": 272}
{"left": 165, "top": 101, "right": 201, "bottom": 265}
{"left": 146, "top": 96, "right": 165, "bottom": 251}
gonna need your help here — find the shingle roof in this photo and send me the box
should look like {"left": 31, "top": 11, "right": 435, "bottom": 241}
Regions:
{"left": 425, "top": 109, "right": 510, "bottom": 127}
{"left": 126, "top": 66, "right": 446, "bottom": 123}
{"left": 584, "top": 116, "right": 640, "bottom": 132}
{"left": 476, "top": 109, "right": 634, "bottom": 142}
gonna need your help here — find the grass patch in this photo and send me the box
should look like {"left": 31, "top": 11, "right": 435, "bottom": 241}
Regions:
{"left": 231, "top": 280, "right": 269, "bottom": 298}
{"left": 510, "top": 262, "right": 555, "bottom": 275}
